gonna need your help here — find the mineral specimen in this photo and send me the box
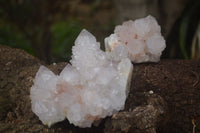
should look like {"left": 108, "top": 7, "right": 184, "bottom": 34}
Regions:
{"left": 30, "top": 29, "right": 133, "bottom": 127}
{"left": 105, "top": 15, "right": 166, "bottom": 63}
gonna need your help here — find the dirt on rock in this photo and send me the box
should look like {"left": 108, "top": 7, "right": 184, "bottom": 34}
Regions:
{"left": 0, "top": 45, "right": 200, "bottom": 133}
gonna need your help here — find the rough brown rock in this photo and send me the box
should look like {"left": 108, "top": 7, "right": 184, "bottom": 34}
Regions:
{"left": 105, "top": 94, "right": 167, "bottom": 133}
{"left": 0, "top": 45, "right": 200, "bottom": 133}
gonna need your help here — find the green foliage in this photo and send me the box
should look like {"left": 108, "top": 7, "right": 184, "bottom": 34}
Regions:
{"left": 0, "top": 0, "right": 111, "bottom": 63}
{"left": 191, "top": 24, "right": 200, "bottom": 59}
{"left": 179, "top": 0, "right": 200, "bottom": 59}
{"left": 50, "top": 20, "right": 82, "bottom": 62}
{"left": 179, "top": 17, "right": 189, "bottom": 59}
{"left": 0, "top": 18, "right": 83, "bottom": 63}
{"left": 0, "top": 22, "right": 34, "bottom": 55}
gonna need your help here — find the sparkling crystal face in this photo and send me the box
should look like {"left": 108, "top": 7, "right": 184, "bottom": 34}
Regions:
{"left": 105, "top": 15, "right": 166, "bottom": 63}
{"left": 30, "top": 29, "right": 133, "bottom": 127}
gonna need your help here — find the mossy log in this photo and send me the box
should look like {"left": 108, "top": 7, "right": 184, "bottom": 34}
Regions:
{"left": 0, "top": 45, "right": 200, "bottom": 133}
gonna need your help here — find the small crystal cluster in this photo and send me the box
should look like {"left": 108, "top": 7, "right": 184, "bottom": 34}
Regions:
{"left": 30, "top": 15, "right": 166, "bottom": 128}
{"left": 30, "top": 29, "right": 133, "bottom": 127}
{"left": 105, "top": 15, "right": 166, "bottom": 63}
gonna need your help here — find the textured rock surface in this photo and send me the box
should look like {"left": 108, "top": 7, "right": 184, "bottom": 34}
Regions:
{"left": 1, "top": 45, "right": 200, "bottom": 133}
{"left": 105, "top": 15, "right": 166, "bottom": 63}
{"left": 0, "top": 45, "right": 43, "bottom": 132}
{"left": 104, "top": 94, "right": 166, "bottom": 133}
{"left": 30, "top": 29, "right": 133, "bottom": 127}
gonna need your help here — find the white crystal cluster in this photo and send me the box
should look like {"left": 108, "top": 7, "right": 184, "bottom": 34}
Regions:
{"left": 105, "top": 15, "right": 166, "bottom": 63}
{"left": 30, "top": 15, "right": 166, "bottom": 128}
{"left": 30, "top": 29, "right": 133, "bottom": 127}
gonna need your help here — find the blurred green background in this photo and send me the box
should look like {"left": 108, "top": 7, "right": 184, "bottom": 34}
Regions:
{"left": 0, "top": 0, "right": 199, "bottom": 64}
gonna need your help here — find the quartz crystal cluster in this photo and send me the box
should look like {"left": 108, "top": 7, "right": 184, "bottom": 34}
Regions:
{"left": 30, "top": 15, "right": 166, "bottom": 128}
{"left": 30, "top": 29, "right": 133, "bottom": 127}
{"left": 105, "top": 15, "right": 166, "bottom": 63}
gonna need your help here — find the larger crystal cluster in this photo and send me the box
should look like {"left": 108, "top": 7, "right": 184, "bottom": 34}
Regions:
{"left": 105, "top": 15, "right": 166, "bottom": 63}
{"left": 30, "top": 29, "right": 133, "bottom": 127}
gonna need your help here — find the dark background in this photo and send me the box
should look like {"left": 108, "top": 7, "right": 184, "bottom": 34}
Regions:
{"left": 0, "top": 0, "right": 199, "bottom": 64}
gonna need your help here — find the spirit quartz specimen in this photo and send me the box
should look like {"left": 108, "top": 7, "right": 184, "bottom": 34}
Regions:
{"left": 30, "top": 29, "right": 133, "bottom": 127}
{"left": 30, "top": 15, "right": 166, "bottom": 128}
{"left": 105, "top": 15, "right": 166, "bottom": 63}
